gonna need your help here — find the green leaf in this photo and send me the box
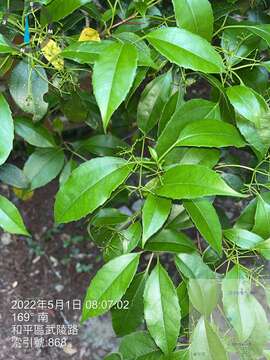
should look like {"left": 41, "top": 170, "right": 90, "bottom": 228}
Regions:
{"left": 255, "top": 238, "right": 270, "bottom": 260}
{"left": 144, "top": 263, "right": 181, "bottom": 354}
{"left": 121, "top": 222, "right": 142, "bottom": 254}
{"left": 175, "top": 252, "right": 218, "bottom": 316}
{"left": 146, "top": 27, "right": 224, "bottom": 73}
{"left": 155, "top": 165, "right": 245, "bottom": 200}
{"left": 176, "top": 282, "right": 189, "bottom": 318}
{"left": 137, "top": 72, "right": 172, "bottom": 134}
{"left": 0, "top": 34, "right": 18, "bottom": 54}
{"left": 9, "top": 60, "right": 48, "bottom": 122}
{"left": 176, "top": 119, "right": 245, "bottom": 148}
{"left": 226, "top": 85, "right": 268, "bottom": 125}
{"left": 41, "top": 0, "right": 90, "bottom": 25}
{"left": 104, "top": 353, "right": 122, "bottom": 360}
{"left": 0, "top": 93, "right": 14, "bottom": 166}
{"left": 190, "top": 317, "right": 228, "bottom": 360}
{"left": 119, "top": 331, "right": 162, "bottom": 360}
{"left": 23, "top": 148, "right": 65, "bottom": 190}
{"left": 0, "top": 164, "right": 29, "bottom": 189}
{"left": 112, "top": 272, "right": 146, "bottom": 336}
{"left": 54, "top": 157, "right": 133, "bottom": 223}
{"left": 223, "top": 228, "right": 264, "bottom": 249}
{"left": 60, "top": 41, "right": 113, "bottom": 64}
{"left": 252, "top": 197, "right": 270, "bottom": 238}
{"left": 172, "top": 0, "right": 214, "bottom": 41}
{"left": 0, "top": 195, "right": 29, "bottom": 235}
{"left": 222, "top": 266, "right": 255, "bottom": 342}
{"left": 156, "top": 99, "right": 221, "bottom": 157}
{"left": 15, "top": 117, "right": 56, "bottom": 148}
{"left": 142, "top": 194, "right": 171, "bottom": 246}
{"left": 73, "top": 134, "right": 128, "bottom": 156}
{"left": 81, "top": 253, "right": 140, "bottom": 320}
{"left": 233, "top": 24, "right": 270, "bottom": 46}
{"left": 59, "top": 159, "right": 77, "bottom": 185}
{"left": 92, "top": 208, "right": 128, "bottom": 227}
{"left": 183, "top": 199, "right": 222, "bottom": 254}
{"left": 144, "top": 229, "right": 196, "bottom": 253}
{"left": 93, "top": 42, "right": 137, "bottom": 130}
{"left": 164, "top": 148, "right": 220, "bottom": 168}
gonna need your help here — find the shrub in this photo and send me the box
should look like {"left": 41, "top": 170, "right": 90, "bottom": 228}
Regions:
{"left": 0, "top": 0, "right": 270, "bottom": 358}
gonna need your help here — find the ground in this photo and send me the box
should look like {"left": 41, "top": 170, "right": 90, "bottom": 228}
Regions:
{"left": 0, "top": 182, "right": 118, "bottom": 360}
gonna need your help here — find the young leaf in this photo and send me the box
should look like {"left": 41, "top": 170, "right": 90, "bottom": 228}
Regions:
{"left": 93, "top": 42, "right": 137, "bottom": 130}
{"left": 81, "top": 253, "right": 140, "bottom": 321}
{"left": 156, "top": 99, "right": 221, "bottom": 157}
{"left": 223, "top": 228, "right": 264, "bottom": 250}
{"left": 252, "top": 197, "right": 270, "bottom": 238}
{"left": 172, "top": 0, "right": 214, "bottom": 41}
{"left": 137, "top": 72, "right": 172, "bottom": 134}
{"left": 54, "top": 157, "right": 133, "bottom": 223}
{"left": 155, "top": 164, "right": 245, "bottom": 200}
{"left": 146, "top": 27, "right": 224, "bottom": 73}
{"left": 0, "top": 195, "right": 29, "bottom": 235}
{"left": 0, "top": 94, "right": 14, "bottom": 166}
{"left": 119, "top": 331, "right": 162, "bottom": 360}
{"left": 190, "top": 317, "right": 228, "bottom": 360}
{"left": 15, "top": 117, "right": 56, "bottom": 148}
{"left": 176, "top": 119, "right": 246, "bottom": 148}
{"left": 111, "top": 272, "right": 147, "bottom": 336}
{"left": 183, "top": 199, "right": 222, "bottom": 254}
{"left": 142, "top": 194, "right": 171, "bottom": 246}
{"left": 9, "top": 60, "right": 48, "bottom": 122}
{"left": 23, "top": 149, "right": 65, "bottom": 190}
{"left": 144, "top": 229, "right": 196, "bottom": 253}
{"left": 144, "top": 263, "right": 181, "bottom": 354}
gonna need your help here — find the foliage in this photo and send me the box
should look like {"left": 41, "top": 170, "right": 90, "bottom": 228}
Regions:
{"left": 1, "top": 0, "right": 270, "bottom": 357}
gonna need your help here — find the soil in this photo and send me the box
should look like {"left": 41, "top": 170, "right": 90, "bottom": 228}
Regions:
{"left": 0, "top": 182, "right": 118, "bottom": 360}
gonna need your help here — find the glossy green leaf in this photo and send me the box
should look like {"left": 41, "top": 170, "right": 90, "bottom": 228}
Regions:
{"left": 146, "top": 27, "right": 224, "bottom": 73}
{"left": 155, "top": 165, "right": 245, "bottom": 200}
{"left": 15, "top": 117, "right": 56, "bottom": 148}
{"left": 176, "top": 282, "right": 189, "bottom": 318}
{"left": 175, "top": 252, "right": 218, "bottom": 316}
{"left": 184, "top": 199, "right": 222, "bottom": 254}
{"left": 81, "top": 253, "right": 140, "bottom": 321}
{"left": 93, "top": 42, "right": 137, "bottom": 130}
{"left": 255, "top": 238, "right": 270, "bottom": 260}
{"left": 223, "top": 228, "right": 264, "bottom": 249}
{"left": 73, "top": 134, "right": 128, "bottom": 156}
{"left": 23, "top": 148, "right": 64, "bottom": 190}
{"left": 60, "top": 41, "right": 113, "bottom": 64}
{"left": 0, "top": 34, "right": 17, "bottom": 54}
{"left": 59, "top": 159, "right": 77, "bottom": 185}
{"left": 54, "top": 157, "right": 133, "bottom": 223}
{"left": 144, "top": 263, "right": 181, "bottom": 354}
{"left": 112, "top": 272, "right": 146, "bottom": 336}
{"left": 166, "top": 204, "right": 193, "bottom": 231}
{"left": 0, "top": 164, "right": 29, "bottom": 189}
{"left": 172, "top": 0, "right": 214, "bottom": 41}
{"left": 41, "top": 0, "right": 90, "bottom": 25}
{"left": 232, "top": 24, "right": 270, "bottom": 46}
{"left": 156, "top": 99, "right": 221, "bottom": 157}
{"left": 137, "top": 72, "right": 172, "bottom": 133}
{"left": 142, "top": 194, "right": 171, "bottom": 246}
{"left": 164, "top": 148, "right": 220, "bottom": 168}
{"left": 92, "top": 208, "right": 128, "bottom": 227}
{"left": 222, "top": 266, "right": 255, "bottom": 342}
{"left": 119, "top": 331, "right": 162, "bottom": 360}
{"left": 0, "top": 94, "right": 14, "bottom": 166}
{"left": 121, "top": 222, "right": 142, "bottom": 254}
{"left": 176, "top": 119, "right": 246, "bottom": 148}
{"left": 0, "top": 195, "right": 29, "bottom": 235}
{"left": 190, "top": 317, "right": 228, "bottom": 360}
{"left": 252, "top": 197, "right": 270, "bottom": 238}
{"left": 145, "top": 229, "right": 196, "bottom": 253}
{"left": 9, "top": 60, "right": 48, "bottom": 122}
{"left": 104, "top": 353, "right": 122, "bottom": 360}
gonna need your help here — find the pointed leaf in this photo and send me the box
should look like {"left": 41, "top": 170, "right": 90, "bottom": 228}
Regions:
{"left": 146, "top": 27, "right": 224, "bottom": 74}
{"left": 82, "top": 253, "right": 140, "bottom": 321}
{"left": 252, "top": 197, "right": 270, "bottom": 238}
{"left": 0, "top": 195, "right": 29, "bottom": 235}
{"left": 142, "top": 194, "right": 171, "bottom": 246}
{"left": 144, "top": 263, "right": 181, "bottom": 354}
{"left": 223, "top": 228, "right": 264, "bottom": 250}
{"left": 155, "top": 165, "right": 245, "bottom": 200}
{"left": 93, "top": 42, "right": 137, "bottom": 130}
{"left": 55, "top": 157, "right": 133, "bottom": 223}
{"left": 0, "top": 94, "right": 14, "bottom": 166}
{"left": 0, "top": 34, "right": 18, "bottom": 54}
